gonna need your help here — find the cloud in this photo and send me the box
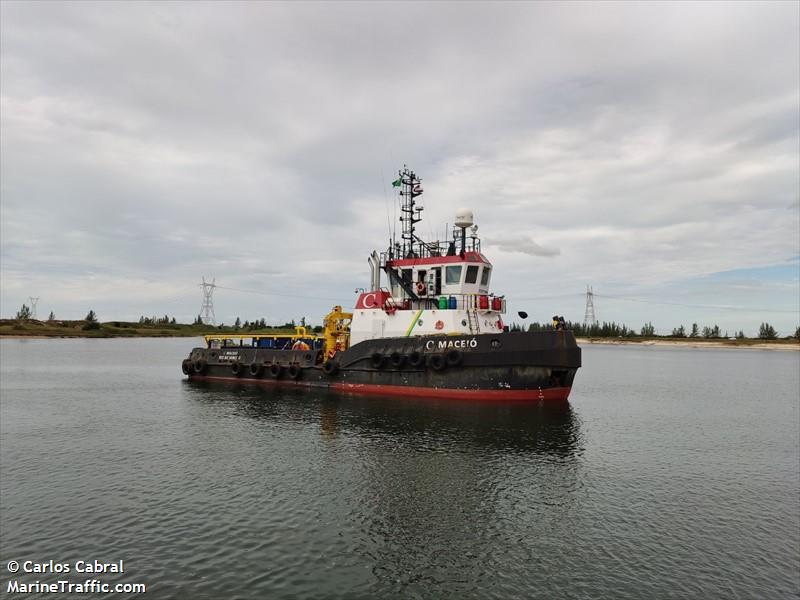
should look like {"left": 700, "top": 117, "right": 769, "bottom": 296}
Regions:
{"left": 485, "top": 236, "right": 560, "bottom": 258}
{"left": 1, "top": 1, "right": 798, "bottom": 333}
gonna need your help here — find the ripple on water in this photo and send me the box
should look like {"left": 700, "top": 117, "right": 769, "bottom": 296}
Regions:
{"left": 1, "top": 339, "right": 798, "bottom": 598}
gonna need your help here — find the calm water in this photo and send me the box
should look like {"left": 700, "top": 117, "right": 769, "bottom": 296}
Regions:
{"left": 1, "top": 338, "right": 798, "bottom": 599}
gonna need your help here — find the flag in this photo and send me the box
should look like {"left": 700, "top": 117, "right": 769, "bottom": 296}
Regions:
{"left": 391, "top": 178, "right": 402, "bottom": 187}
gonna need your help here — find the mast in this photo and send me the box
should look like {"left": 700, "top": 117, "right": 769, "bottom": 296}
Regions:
{"left": 397, "top": 166, "right": 423, "bottom": 258}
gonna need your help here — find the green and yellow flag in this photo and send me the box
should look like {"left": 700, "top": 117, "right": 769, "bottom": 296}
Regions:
{"left": 391, "top": 178, "right": 402, "bottom": 187}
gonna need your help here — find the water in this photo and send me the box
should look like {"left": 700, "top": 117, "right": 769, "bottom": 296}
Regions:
{"left": 1, "top": 338, "right": 798, "bottom": 599}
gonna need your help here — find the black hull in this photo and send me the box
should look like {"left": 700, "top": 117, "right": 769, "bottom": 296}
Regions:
{"left": 182, "top": 331, "right": 581, "bottom": 402}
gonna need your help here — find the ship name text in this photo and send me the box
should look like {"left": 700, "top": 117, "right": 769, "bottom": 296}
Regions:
{"left": 425, "top": 338, "right": 478, "bottom": 351}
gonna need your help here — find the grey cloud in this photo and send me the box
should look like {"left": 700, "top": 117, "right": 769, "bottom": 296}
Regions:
{"left": 486, "top": 236, "right": 561, "bottom": 258}
{"left": 1, "top": 1, "right": 798, "bottom": 330}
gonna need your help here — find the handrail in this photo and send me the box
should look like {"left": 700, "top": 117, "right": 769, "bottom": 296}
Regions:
{"left": 401, "top": 293, "right": 506, "bottom": 313}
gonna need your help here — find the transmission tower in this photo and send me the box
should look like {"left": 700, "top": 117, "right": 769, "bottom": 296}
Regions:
{"left": 29, "top": 297, "right": 40, "bottom": 320}
{"left": 199, "top": 277, "right": 216, "bottom": 325}
{"left": 583, "top": 285, "right": 596, "bottom": 329}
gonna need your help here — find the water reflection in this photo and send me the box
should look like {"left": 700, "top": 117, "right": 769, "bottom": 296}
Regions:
{"left": 184, "top": 380, "right": 584, "bottom": 458}
{"left": 184, "top": 380, "right": 586, "bottom": 594}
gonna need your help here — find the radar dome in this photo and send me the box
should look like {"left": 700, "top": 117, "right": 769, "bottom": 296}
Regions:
{"left": 454, "top": 208, "right": 474, "bottom": 228}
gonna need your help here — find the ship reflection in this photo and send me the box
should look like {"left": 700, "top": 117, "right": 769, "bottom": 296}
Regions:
{"left": 184, "top": 380, "right": 583, "bottom": 458}
{"left": 184, "top": 380, "right": 585, "bottom": 589}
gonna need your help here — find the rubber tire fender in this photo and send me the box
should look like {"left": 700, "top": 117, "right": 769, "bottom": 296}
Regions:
{"left": 269, "top": 363, "right": 283, "bottom": 378}
{"left": 390, "top": 352, "right": 405, "bottom": 368}
{"left": 193, "top": 359, "right": 207, "bottom": 374}
{"left": 407, "top": 350, "right": 424, "bottom": 368}
{"left": 323, "top": 360, "right": 339, "bottom": 376}
{"left": 370, "top": 352, "right": 385, "bottom": 369}
{"left": 446, "top": 349, "right": 463, "bottom": 367}
{"left": 182, "top": 360, "right": 191, "bottom": 375}
{"left": 428, "top": 353, "right": 446, "bottom": 371}
{"left": 249, "top": 362, "right": 263, "bottom": 377}
{"left": 231, "top": 362, "right": 243, "bottom": 376}
{"left": 288, "top": 364, "right": 302, "bottom": 379}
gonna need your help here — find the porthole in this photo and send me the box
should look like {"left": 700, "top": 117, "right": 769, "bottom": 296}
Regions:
{"left": 461, "top": 319, "right": 467, "bottom": 326}
{"left": 490, "top": 339, "right": 501, "bottom": 349}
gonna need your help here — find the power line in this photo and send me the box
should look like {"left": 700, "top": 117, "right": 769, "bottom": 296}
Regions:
{"left": 511, "top": 289, "right": 796, "bottom": 314}
{"left": 213, "top": 284, "right": 350, "bottom": 304}
{"left": 593, "top": 293, "right": 798, "bottom": 314}
{"left": 513, "top": 293, "right": 584, "bottom": 301}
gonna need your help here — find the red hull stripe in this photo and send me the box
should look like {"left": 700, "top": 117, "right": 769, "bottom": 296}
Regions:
{"left": 187, "top": 374, "right": 571, "bottom": 402}
{"left": 387, "top": 252, "right": 489, "bottom": 267}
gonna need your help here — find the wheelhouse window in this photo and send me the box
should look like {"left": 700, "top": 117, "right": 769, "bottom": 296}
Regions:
{"left": 465, "top": 265, "right": 479, "bottom": 284}
{"left": 445, "top": 265, "right": 463, "bottom": 285}
{"left": 480, "top": 267, "right": 491, "bottom": 286}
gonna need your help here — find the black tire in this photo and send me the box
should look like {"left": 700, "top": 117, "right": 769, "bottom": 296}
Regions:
{"left": 288, "top": 364, "right": 302, "bottom": 379}
{"left": 390, "top": 352, "right": 405, "bottom": 368}
{"left": 193, "top": 359, "right": 206, "bottom": 374}
{"left": 408, "top": 350, "right": 424, "bottom": 368}
{"left": 231, "top": 362, "right": 242, "bottom": 376}
{"left": 304, "top": 353, "right": 314, "bottom": 363}
{"left": 182, "top": 360, "right": 191, "bottom": 375}
{"left": 249, "top": 362, "right": 262, "bottom": 377}
{"left": 269, "top": 363, "right": 282, "bottom": 379}
{"left": 446, "top": 350, "right": 463, "bottom": 367}
{"left": 370, "top": 352, "right": 385, "bottom": 369}
{"left": 323, "top": 360, "right": 339, "bottom": 376}
{"left": 429, "top": 354, "right": 446, "bottom": 371}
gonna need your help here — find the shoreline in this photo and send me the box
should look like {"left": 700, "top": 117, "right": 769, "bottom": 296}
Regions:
{"left": 575, "top": 337, "right": 800, "bottom": 351}
{"left": 1, "top": 333, "right": 797, "bottom": 351}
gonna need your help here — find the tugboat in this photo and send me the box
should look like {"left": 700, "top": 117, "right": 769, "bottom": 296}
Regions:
{"left": 182, "top": 167, "right": 581, "bottom": 402}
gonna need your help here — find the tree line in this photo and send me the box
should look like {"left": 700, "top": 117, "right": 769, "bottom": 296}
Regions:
{"left": 521, "top": 319, "right": 799, "bottom": 340}
{"left": 11, "top": 303, "right": 800, "bottom": 339}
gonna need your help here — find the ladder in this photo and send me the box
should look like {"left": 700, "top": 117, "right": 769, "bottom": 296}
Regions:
{"left": 466, "top": 310, "right": 480, "bottom": 334}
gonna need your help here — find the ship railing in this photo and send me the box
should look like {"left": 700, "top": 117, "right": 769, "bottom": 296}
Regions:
{"left": 380, "top": 237, "right": 481, "bottom": 263}
{"left": 204, "top": 326, "right": 322, "bottom": 350}
{"left": 408, "top": 293, "right": 506, "bottom": 313}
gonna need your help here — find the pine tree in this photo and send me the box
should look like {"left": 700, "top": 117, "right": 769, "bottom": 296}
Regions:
{"left": 82, "top": 309, "right": 100, "bottom": 330}
{"left": 15, "top": 304, "right": 31, "bottom": 320}
{"left": 48, "top": 311, "right": 55, "bottom": 321}
{"left": 758, "top": 322, "right": 777, "bottom": 339}
{"left": 690, "top": 323, "right": 699, "bottom": 338}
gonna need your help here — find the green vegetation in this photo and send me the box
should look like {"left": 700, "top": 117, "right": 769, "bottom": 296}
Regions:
{"left": 0, "top": 312, "right": 300, "bottom": 338}
{"left": 3, "top": 307, "right": 798, "bottom": 344}
{"left": 82, "top": 309, "right": 100, "bottom": 330}
{"left": 758, "top": 322, "right": 778, "bottom": 340}
{"left": 521, "top": 319, "right": 799, "bottom": 345}
{"left": 15, "top": 304, "right": 31, "bottom": 320}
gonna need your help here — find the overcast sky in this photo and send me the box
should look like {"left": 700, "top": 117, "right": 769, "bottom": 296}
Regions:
{"left": 2, "top": 1, "right": 798, "bottom": 335}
